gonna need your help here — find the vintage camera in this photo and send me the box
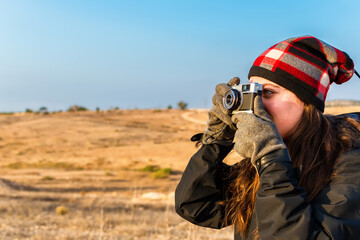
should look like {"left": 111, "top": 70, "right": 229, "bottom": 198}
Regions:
{"left": 222, "top": 82, "right": 262, "bottom": 113}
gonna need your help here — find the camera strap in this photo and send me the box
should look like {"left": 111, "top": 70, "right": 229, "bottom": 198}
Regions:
{"left": 355, "top": 69, "right": 360, "bottom": 79}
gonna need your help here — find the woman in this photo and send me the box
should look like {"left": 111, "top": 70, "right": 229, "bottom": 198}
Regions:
{"left": 175, "top": 36, "right": 360, "bottom": 239}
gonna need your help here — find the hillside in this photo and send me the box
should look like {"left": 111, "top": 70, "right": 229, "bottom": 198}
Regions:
{"left": 0, "top": 109, "right": 233, "bottom": 240}
{"left": 325, "top": 100, "right": 360, "bottom": 107}
{"left": 1, "top": 105, "right": 360, "bottom": 239}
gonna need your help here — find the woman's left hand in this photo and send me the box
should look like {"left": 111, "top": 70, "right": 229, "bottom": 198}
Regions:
{"left": 231, "top": 95, "right": 286, "bottom": 169}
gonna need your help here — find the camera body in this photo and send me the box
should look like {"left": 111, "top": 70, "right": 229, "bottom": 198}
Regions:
{"left": 222, "top": 82, "right": 262, "bottom": 113}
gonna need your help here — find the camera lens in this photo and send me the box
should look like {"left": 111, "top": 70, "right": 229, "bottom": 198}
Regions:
{"left": 223, "top": 89, "right": 241, "bottom": 110}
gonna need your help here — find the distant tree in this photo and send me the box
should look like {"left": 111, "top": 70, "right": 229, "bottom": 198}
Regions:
{"left": 96, "top": 107, "right": 100, "bottom": 112}
{"left": 177, "top": 101, "right": 188, "bottom": 110}
{"left": 38, "top": 106, "right": 49, "bottom": 114}
{"left": 167, "top": 105, "right": 172, "bottom": 110}
{"left": 77, "top": 106, "right": 88, "bottom": 111}
{"left": 67, "top": 105, "right": 88, "bottom": 112}
{"left": 25, "top": 108, "right": 33, "bottom": 113}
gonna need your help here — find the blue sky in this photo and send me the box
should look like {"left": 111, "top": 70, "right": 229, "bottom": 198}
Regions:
{"left": 1, "top": 0, "right": 360, "bottom": 112}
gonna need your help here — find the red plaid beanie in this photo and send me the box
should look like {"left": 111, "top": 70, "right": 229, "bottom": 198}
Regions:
{"left": 248, "top": 36, "right": 355, "bottom": 112}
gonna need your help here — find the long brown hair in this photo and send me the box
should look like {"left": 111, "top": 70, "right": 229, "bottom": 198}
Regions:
{"left": 225, "top": 103, "right": 360, "bottom": 237}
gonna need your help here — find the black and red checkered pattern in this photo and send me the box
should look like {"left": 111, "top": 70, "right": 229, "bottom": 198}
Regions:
{"left": 248, "top": 36, "right": 355, "bottom": 112}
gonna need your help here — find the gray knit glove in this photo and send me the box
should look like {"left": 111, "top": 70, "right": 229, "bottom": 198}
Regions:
{"left": 231, "top": 95, "right": 287, "bottom": 167}
{"left": 202, "top": 77, "right": 240, "bottom": 145}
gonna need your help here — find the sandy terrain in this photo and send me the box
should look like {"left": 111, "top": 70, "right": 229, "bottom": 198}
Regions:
{"left": 0, "top": 106, "right": 359, "bottom": 239}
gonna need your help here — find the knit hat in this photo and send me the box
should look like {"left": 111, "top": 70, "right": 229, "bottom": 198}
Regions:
{"left": 248, "top": 36, "right": 355, "bottom": 112}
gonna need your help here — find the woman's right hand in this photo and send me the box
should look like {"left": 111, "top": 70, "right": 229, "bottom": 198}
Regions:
{"left": 202, "top": 77, "right": 240, "bottom": 145}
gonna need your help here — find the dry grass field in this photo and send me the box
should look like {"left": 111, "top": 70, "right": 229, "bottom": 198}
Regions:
{"left": 1, "top": 106, "right": 359, "bottom": 240}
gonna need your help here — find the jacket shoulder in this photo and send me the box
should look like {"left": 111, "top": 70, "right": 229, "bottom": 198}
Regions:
{"left": 333, "top": 148, "right": 360, "bottom": 180}
{"left": 310, "top": 148, "right": 360, "bottom": 239}
{"left": 334, "top": 112, "right": 360, "bottom": 119}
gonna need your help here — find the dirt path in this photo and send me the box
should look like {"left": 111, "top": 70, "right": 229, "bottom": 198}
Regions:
{"left": 181, "top": 110, "right": 207, "bottom": 125}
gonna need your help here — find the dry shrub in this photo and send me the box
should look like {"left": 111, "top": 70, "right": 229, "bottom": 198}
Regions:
{"left": 151, "top": 168, "right": 172, "bottom": 179}
{"left": 41, "top": 175, "right": 55, "bottom": 181}
{"left": 56, "top": 205, "right": 69, "bottom": 216}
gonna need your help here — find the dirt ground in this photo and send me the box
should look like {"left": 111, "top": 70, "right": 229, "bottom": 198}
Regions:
{"left": 0, "top": 106, "right": 359, "bottom": 239}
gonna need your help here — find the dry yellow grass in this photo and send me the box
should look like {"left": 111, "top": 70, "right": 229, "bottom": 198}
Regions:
{"left": 324, "top": 105, "right": 360, "bottom": 115}
{"left": 0, "top": 109, "right": 233, "bottom": 239}
{"left": 0, "top": 106, "right": 358, "bottom": 239}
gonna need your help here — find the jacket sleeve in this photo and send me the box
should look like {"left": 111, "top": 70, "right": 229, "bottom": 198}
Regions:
{"left": 255, "top": 148, "right": 360, "bottom": 240}
{"left": 175, "top": 143, "right": 233, "bottom": 229}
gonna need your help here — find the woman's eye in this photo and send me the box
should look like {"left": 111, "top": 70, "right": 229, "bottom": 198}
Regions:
{"left": 263, "top": 89, "right": 274, "bottom": 95}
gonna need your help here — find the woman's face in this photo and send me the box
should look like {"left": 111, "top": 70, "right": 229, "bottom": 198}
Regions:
{"left": 249, "top": 77, "right": 304, "bottom": 139}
